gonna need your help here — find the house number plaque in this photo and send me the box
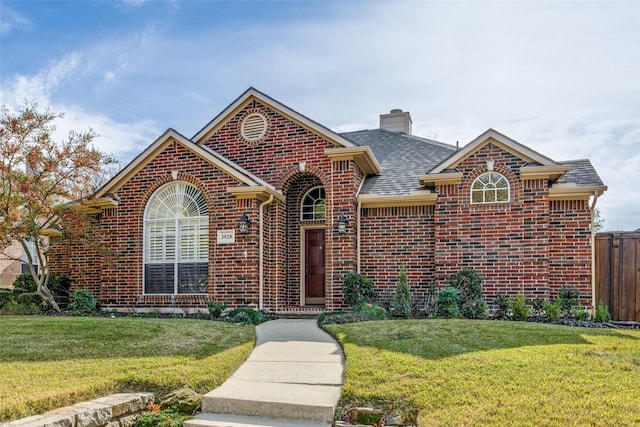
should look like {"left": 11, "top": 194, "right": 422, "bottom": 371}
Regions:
{"left": 217, "top": 230, "right": 236, "bottom": 244}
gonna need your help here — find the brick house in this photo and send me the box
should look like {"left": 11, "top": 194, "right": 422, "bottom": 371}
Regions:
{"left": 50, "top": 88, "right": 606, "bottom": 313}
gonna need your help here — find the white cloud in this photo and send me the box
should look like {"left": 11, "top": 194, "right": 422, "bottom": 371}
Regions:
{"left": 0, "top": 3, "right": 35, "bottom": 35}
{"left": 0, "top": 54, "right": 159, "bottom": 161}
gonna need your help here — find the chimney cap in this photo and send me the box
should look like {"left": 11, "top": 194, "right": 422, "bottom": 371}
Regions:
{"left": 390, "top": 108, "right": 403, "bottom": 113}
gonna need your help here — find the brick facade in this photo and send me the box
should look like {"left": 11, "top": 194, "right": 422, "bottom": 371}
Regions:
{"left": 49, "top": 89, "right": 601, "bottom": 313}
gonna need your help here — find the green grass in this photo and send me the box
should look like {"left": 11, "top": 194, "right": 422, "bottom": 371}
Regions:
{"left": 0, "top": 316, "right": 255, "bottom": 422}
{"left": 325, "top": 319, "right": 640, "bottom": 427}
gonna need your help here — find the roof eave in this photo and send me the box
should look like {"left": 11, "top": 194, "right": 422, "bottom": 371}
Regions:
{"left": 418, "top": 172, "right": 463, "bottom": 186}
{"left": 549, "top": 185, "right": 608, "bottom": 200}
{"left": 430, "top": 129, "right": 558, "bottom": 173}
{"left": 95, "top": 129, "right": 259, "bottom": 198}
{"left": 193, "top": 87, "right": 357, "bottom": 148}
{"left": 358, "top": 191, "right": 437, "bottom": 208}
{"left": 325, "top": 146, "right": 382, "bottom": 175}
{"left": 227, "top": 186, "right": 285, "bottom": 203}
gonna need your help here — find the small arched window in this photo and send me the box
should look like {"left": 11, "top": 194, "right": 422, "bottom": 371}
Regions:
{"left": 301, "top": 186, "right": 326, "bottom": 220}
{"left": 471, "top": 172, "right": 510, "bottom": 204}
{"left": 144, "top": 182, "right": 209, "bottom": 294}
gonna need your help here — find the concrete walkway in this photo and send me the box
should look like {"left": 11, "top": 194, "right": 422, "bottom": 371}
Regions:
{"left": 185, "top": 319, "right": 344, "bottom": 427}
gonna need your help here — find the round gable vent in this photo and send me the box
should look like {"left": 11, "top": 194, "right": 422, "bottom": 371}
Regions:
{"left": 241, "top": 112, "right": 268, "bottom": 143}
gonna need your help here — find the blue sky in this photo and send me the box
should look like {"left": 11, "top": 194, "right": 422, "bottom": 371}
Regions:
{"left": 1, "top": 0, "right": 639, "bottom": 230}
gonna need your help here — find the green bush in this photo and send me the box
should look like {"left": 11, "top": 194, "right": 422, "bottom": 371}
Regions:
{"left": 508, "top": 295, "right": 529, "bottom": 321}
{"left": 342, "top": 272, "right": 374, "bottom": 308}
{"left": 445, "top": 269, "right": 488, "bottom": 319}
{"left": 436, "top": 287, "right": 462, "bottom": 318}
{"left": 594, "top": 300, "right": 611, "bottom": 323}
{"left": 227, "top": 307, "right": 265, "bottom": 325}
{"left": 543, "top": 298, "right": 562, "bottom": 322}
{"left": 207, "top": 301, "right": 227, "bottom": 318}
{"left": 446, "top": 268, "right": 483, "bottom": 302}
{"left": 393, "top": 264, "right": 413, "bottom": 318}
{"left": 9, "top": 274, "right": 71, "bottom": 312}
{"left": 356, "top": 303, "right": 389, "bottom": 321}
{"left": 0, "top": 289, "right": 12, "bottom": 308}
{"left": 558, "top": 286, "right": 580, "bottom": 314}
{"left": 133, "top": 410, "right": 191, "bottom": 427}
{"left": 462, "top": 298, "right": 488, "bottom": 319}
{"left": 493, "top": 295, "right": 510, "bottom": 320}
{"left": 68, "top": 289, "right": 97, "bottom": 315}
{"left": 571, "top": 303, "right": 591, "bottom": 321}
{"left": 0, "top": 300, "right": 41, "bottom": 315}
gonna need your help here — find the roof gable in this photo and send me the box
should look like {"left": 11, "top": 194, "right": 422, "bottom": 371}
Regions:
{"left": 94, "top": 129, "right": 268, "bottom": 198}
{"left": 192, "top": 87, "right": 357, "bottom": 148}
{"left": 429, "top": 128, "right": 558, "bottom": 174}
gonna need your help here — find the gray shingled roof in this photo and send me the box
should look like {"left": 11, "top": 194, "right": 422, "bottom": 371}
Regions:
{"left": 557, "top": 159, "right": 605, "bottom": 187}
{"left": 341, "top": 129, "right": 456, "bottom": 195}
{"left": 341, "top": 130, "right": 605, "bottom": 195}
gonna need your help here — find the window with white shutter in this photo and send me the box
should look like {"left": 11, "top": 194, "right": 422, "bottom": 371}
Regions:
{"left": 144, "top": 182, "right": 209, "bottom": 294}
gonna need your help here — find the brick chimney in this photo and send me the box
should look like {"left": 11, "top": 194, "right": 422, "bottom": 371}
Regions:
{"left": 379, "top": 109, "right": 412, "bottom": 134}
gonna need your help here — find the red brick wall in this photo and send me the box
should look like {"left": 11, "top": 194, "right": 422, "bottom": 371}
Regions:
{"left": 360, "top": 205, "right": 436, "bottom": 303}
{"left": 549, "top": 199, "right": 593, "bottom": 305}
{"left": 52, "top": 140, "right": 263, "bottom": 310}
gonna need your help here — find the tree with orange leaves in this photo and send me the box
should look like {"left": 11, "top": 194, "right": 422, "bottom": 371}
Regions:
{"left": 0, "top": 102, "right": 115, "bottom": 311}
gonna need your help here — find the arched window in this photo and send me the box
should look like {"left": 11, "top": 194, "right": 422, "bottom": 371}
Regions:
{"left": 144, "top": 182, "right": 209, "bottom": 294}
{"left": 301, "top": 186, "right": 326, "bottom": 220}
{"left": 471, "top": 172, "right": 510, "bottom": 203}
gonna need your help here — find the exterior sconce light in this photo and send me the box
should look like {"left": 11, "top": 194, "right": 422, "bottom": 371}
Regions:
{"left": 337, "top": 215, "right": 347, "bottom": 234}
{"left": 239, "top": 213, "right": 250, "bottom": 234}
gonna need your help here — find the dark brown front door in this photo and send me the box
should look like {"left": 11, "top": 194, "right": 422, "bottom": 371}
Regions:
{"left": 305, "top": 229, "right": 326, "bottom": 305}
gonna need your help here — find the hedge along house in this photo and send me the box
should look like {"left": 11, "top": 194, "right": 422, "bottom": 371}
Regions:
{"left": 50, "top": 88, "right": 606, "bottom": 313}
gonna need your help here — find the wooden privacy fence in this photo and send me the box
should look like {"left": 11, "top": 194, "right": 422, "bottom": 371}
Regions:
{"left": 595, "top": 231, "right": 640, "bottom": 322}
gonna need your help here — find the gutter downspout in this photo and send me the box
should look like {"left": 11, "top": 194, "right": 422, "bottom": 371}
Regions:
{"left": 355, "top": 179, "right": 365, "bottom": 274}
{"left": 259, "top": 194, "right": 274, "bottom": 310}
{"left": 590, "top": 191, "right": 602, "bottom": 314}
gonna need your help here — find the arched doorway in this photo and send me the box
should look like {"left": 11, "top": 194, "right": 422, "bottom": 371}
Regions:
{"left": 284, "top": 173, "right": 327, "bottom": 307}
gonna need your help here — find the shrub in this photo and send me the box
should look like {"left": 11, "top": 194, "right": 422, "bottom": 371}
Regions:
{"left": 393, "top": 264, "right": 413, "bottom": 319}
{"left": 571, "top": 303, "right": 591, "bottom": 321}
{"left": 356, "top": 303, "right": 389, "bottom": 321}
{"left": 9, "top": 274, "right": 71, "bottom": 312}
{"left": 68, "top": 289, "right": 97, "bottom": 315}
{"left": 493, "top": 295, "right": 510, "bottom": 320}
{"left": 508, "top": 295, "right": 529, "bottom": 321}
{"left": 558, "top": 286, "right": 580, "bottom": 314}
{"left": 446, "top": 268, "right": 483, "bottom": 302}
{"left": 462, "top": 298, "right": 488, "bottom": 319}
{"left": 0, "top": 289, "right": 12, "bottom": 308}
{"left": 227, "top": 307, "right": 265, "bottom": 325}
{"left": 436, "top": 287, "right": 462, "bottom": 318}
{"left": 343, "top": 272, "right": 374, "bottom": 308}
{"left": 0, "top": 300, "right": 41, "bottom": 315}
{"left": 207, "top": 301, "right": 227, "bottom": 318}
{"left": 594, "top": 300, "right": 611, "bottom": 323}
{"left": 445, "top": 268, "right": 488, "bottom": 319}
{"left": 133, "top": 408, "right": 191, "bottom": 427}
{"left": 543, "top": 298, "right": 562, "bottom": 322}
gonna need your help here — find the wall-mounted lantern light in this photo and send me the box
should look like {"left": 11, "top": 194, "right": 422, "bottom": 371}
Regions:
{"left": 239, "top": 213, "right": 250, "bottom": 234}
{"left": 337, "top": 215, "right": 347, "bottom": 234}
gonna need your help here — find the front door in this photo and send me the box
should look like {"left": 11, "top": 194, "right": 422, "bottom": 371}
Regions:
{"left": 304, "top": 229, "right": 326, "bottom": 305}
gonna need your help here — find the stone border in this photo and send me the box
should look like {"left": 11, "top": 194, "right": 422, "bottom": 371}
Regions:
{"left": 2, "top": 393, "right": 154, "bottom": 427}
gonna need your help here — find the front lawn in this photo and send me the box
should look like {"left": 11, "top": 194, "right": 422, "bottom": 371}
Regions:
{"left": 325, "top": 319, "right": 640, "bottom": 427}
{"left": 0, "top": 316, "right": 254, "bottom": 422}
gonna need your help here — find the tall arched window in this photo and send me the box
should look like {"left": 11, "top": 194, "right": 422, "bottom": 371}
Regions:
{"left": 471, "top": 172, "right": 510, "bottom": 203}
{"left": 144, "top": 182, "right": 209, "bottom": 294}
{"left": 301, "top": 186, "right": 326, "bottom": 220}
